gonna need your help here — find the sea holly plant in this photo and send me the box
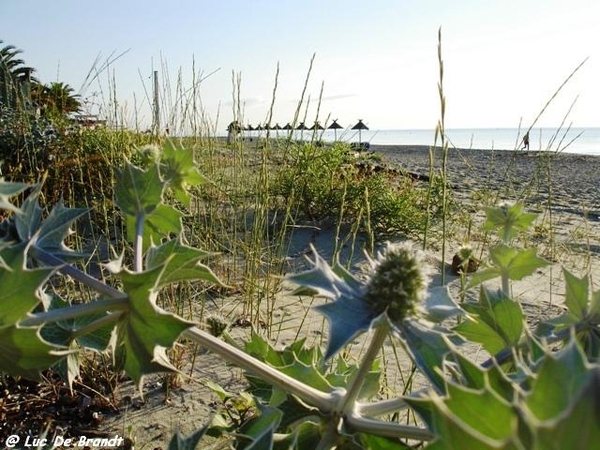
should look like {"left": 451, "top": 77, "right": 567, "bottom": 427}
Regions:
{"left": 1, "top": 142, "right": 600, "bottom": 449}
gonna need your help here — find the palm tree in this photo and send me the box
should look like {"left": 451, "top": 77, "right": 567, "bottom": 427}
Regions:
{"left": 35, "top": 81, "right": 81, "bottom": 117}
{"left": 0, "top": 40, "right": 36, "bottom": 110}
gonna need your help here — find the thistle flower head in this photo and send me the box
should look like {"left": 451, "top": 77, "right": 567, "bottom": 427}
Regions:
{"left": 364, "top": 241, "right": 432, "bottom": 324}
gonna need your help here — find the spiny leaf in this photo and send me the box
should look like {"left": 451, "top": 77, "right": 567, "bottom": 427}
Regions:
{"left": 115, "top": 264, "right": 194, "bottom": 390}
{"left": 288, "top": 249, "right": 374, "bottom": 359}
{"left": 161, "top": 139, "right": 207, "bottom": 208}
{"left": 34, "top": 200, "right": 89, "bottom": 260}
{"left": 525, "top": 340, "right": 591, "bottom": 421}
{"left": 125, "top": 203, "right": 183, "bottom": 250}
{"left": 456, "top": 288, "right": 524, "bottom": 355}
{"left": 115, "top": 161, "right": 164, "bottom": 217}
{"left": 0, "top": 324, "right": 67, "bottom": 380}
{"left": 0, "top": 243, "right": 53, "bottom": 326}
{"left": 400, "top": 322, "right": 455, "bottom": 392}
{"left": 146, "top": 238, "right": 222, "bottom": 288}
{"left": 485, "top": 245, "right": 549, "bottom": 283}
{"left": 0, "top": 178, "right": 29, "bottom": 213}
{"left": 14, "top": 183, "right": 43, "bottom": 242}
{"left": 484, "top": 202, "right": 537, "bottom": 243}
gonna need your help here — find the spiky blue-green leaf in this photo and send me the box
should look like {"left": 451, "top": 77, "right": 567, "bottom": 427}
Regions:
{"left": 0, "top": 178, "right": 29, "bottom": 213}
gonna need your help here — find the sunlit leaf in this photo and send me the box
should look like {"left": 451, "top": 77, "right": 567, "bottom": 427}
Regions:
{"left": 146, "top": 238, "right": 222, "bottom": 288}
{"left": 115, "top": 265, "right": 194, "bottom": 390}
{"left": 115, "top": 161, "right": 164, "bottom": 217}
{"left": 359, "top": 433, "right": 412, "bottom": 449}
{"left": 484, "top": 202, "right": 537, "bottom": 242}
{"left": 423, "top": 285, "right": 462, "bottom": 323}
{"left": 491, "top": 245, "right": 549, "bottom": 282}
{"left": 125, "top": 203, "right": 183, "bottom": 250}
{"left": 161, "top": 139, "right": 207, "bottom": 208}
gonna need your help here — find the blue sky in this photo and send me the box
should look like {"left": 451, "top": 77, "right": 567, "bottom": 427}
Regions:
{"left": 1, "top": 0, "right": 598, "bottom": 132}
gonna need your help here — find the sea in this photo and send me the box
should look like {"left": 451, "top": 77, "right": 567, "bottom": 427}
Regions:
{"left": 242, "top": 127, "right": 600, "bottom": 155}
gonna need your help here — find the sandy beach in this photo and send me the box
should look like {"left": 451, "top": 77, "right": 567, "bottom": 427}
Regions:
{"left": 97, "top": 143, "right": 600, "bottom": 446}
{"left": 373, "top": 144, "right": 600, "bottom": 219}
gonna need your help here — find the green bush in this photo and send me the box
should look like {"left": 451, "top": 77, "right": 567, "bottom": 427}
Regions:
{"left": 272, "top": 141, "right": 433, "bottom": 235}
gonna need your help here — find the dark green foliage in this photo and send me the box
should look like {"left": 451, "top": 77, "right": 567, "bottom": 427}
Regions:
{"left": 272, "top": 142, "right": 432, "bottom": 235}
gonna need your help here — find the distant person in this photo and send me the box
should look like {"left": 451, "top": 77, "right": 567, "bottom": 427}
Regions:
{"left": 521, "top": 131, "right": 530, "bottom": 150}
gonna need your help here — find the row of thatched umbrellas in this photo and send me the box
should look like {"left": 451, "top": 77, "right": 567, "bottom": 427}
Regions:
{"left": 231, "top": 119, "right": 369, "bottom": 141}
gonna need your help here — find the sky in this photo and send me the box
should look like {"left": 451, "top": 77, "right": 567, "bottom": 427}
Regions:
{"left": 1, "top": 0, "right": 598, "bottom": 133}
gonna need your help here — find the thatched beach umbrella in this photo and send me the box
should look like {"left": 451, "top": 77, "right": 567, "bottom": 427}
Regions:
{"left": 309, "top": 121, "right": 324, "bottom": 131}
{"left": 328, "top": 119, "right": 343, "bottom": 140}
{"left": 245, "top": 124, "right": 255, "bottom": 131}
{"left": 282, "top": 123, "right": 292, "bottom": 130}
{"left": 351, "top": 119, "right": 368, "bottom": 143}
{"left": 296, "top": 122, "right": 308, "bottom": 130}
{"left": 272, "top": 123, "right": 282, "bottom": 130}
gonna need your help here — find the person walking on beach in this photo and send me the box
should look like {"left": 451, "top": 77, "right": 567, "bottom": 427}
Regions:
{"left": 521, "top": 131, "right": 530, "bottom": 150}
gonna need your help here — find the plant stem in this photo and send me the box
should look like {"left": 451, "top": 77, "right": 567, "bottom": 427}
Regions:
{"left": 345, "top": 411, "right": 433, "bottom": 441}
{"left": 134, "top": 212, "right": 145, "bottom": 273}
{"left": 21, "top": 298, "right": 128, "bottom": 327}
{"left": 183, "top": 326, "right": 335, "bottom": 412}
{"left": 336, "top": 318, "right": 388, "bottom": 414}
{"left": 30, "top": 246, "right": 126, "bottom": 300}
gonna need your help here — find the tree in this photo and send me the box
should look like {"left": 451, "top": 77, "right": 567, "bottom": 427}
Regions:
{"left": 33, "top": 81, "right": 81, "bottom": 118}
{"left": 0, "top": 40, "right": 35, "bottom": 110}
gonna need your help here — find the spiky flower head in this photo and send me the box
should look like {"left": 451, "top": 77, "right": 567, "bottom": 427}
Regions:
{"left": 364, "top": 242, "right": 432, "bottom": 324}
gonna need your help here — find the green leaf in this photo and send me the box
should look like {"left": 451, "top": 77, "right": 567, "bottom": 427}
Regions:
{"left": 125, "top": 203, "right": 183, "bottom": 250}
{"left": 33, "top": 200, "right": 89, "bottom": 260}
{"left": 484, "top": 202, "right": 537, "bottom": 243}
{"left": 238, "top": 405, "right": 283, "bottom": 450}
{"left": 146, "top": 238, "right": 222, "bottom": 288}
{"left": 167, "top": 425, "right": 208, "bottom": 450}
{"left": 115, "top": 265, "right": 194, "bottom": 390}
{"left": 455, "top": 317, "right": 507, "bottom": 355}
{"left": 0, "top": 244, "right": 53, "bottom": 326}
{"left": 161, "top": 139, "right": 207, "bottom": 208}
{"left": 359, "top": 433, "right": 412, "bottom": 449}
{"left": 115, "top": 161, "right": 164, "bottom": 217}
{"left": 14, "top": 183, "right": 44, "bottom": 242}
{"left": 563, "top": 269, "right": 589, "bottom": 320}
{"left": 535, "top": 368, "right": 600, "bottom": 449}
{"left": 0, "top": 178, "right": 29, "bottom": 213}
{"left": 456, "top": 288, "right": 524, "bottom": 355}
{"left": 490, "top": 245, "right": 549, "bottom": 282}
{"left": 525, "top": 340, "right": 591, "bottom": 421}
{"left": 0, "top": 324, "right": 67, "bottom": 380}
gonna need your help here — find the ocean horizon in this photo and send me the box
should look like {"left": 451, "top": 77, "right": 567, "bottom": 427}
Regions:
{"left": 238, "top": 127, "right": 600, "bottom": 155}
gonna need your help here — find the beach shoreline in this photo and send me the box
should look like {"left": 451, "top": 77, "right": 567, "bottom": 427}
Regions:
{"left": 371, "top": 144, "right": 600, "bottom": 219}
